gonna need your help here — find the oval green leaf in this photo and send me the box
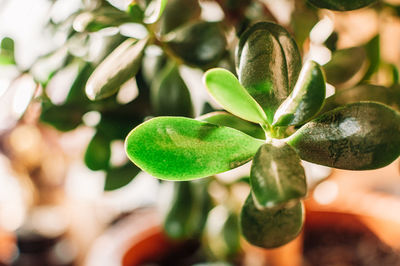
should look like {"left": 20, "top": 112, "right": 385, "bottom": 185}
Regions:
{"left": 165, "top": 21, "right": 226, "bottom": 68}
{"left": 84, "top": 131, "right": 111, "bottom": 171}
{"left": 86, "top": 38, "right": 148, "bottom": 101}
{"left": 200, "top": 111, "right": 265, "bottom": 139}
{"left": 236, "top": 22, "right": 302, "bottom": 123}
{"left": 125, "top": 117, "right": 264, "bottom": 180}
{"left": 320, "top": 84, "right": 400, "bottom": 114}
{"left": 273, "top": 61, "right": 326, "bottom": 126}
{"left": 151, "top": 62, "right": 193, "bottom": 117}
{"left": 250, "top": 142, "right": 306, "bottom": 208}
{"left": 241, "top": 195, "right": 304, "bottom": 249}
{"left": 287, "top": 102, "right": 400, "bottom": 170}
{"left": 307, "top": 0, "right": 377, "bottom": 11}
{"left": 204, "top": 68, "right": 268, "bottom": 124}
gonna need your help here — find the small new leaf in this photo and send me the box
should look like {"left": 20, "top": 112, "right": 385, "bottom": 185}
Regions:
{"left": 273, "top": 61, "right": 326, "bottom": 126}
{"left": 287, "top": 102, "right": 400, "bottom": 170}
{"left": 125, "top": 117, "right": 264, "bottom": 180}
{"left": 250, "top": 142, "right": 307, "bottom": 208}
{"left": 204, "top": 68, "right": 268, "bottom": 124}
{"left": 241, "top": 195, "right": 304, "bottom": 249}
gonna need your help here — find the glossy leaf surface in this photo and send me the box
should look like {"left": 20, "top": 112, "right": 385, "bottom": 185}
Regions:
{"left": 125, "top": 117, "right": 264, "bottom": 180}
{"left": 324, "top": 47, "right": 366, "bottom": 87}
{"left": 86, "top": 38, "right": 148, "bottom": 100}
{"left": 250, "top": 142, "right": 306, "bottom": 208}
{"left": 287, "top": 102, "right": 400, "bottom": 170}
{"left": 236, "top": 22, "right": 301, "bottom": 123}
{"left": 200, "top": 112, "right": 265, "bottom": 139}
{"left": 166, "top": 22, "right": 226, "bottom": 68}
{"left": 104, "top": 163, "right": 140, "bottom": 191}
{"left": 151, "top": 62, "right": 193, "bottom": 117}
{"left": 320, "top": 84, "right": 400, "bottom": 114}
{"left": 307, "top": 0, "right": 377, "bottom": 11}
{"left": 241, "top": 195, "right": 304, "bottom": 248}
{"left": 273, "top": 61, "right": 326, "bottom": 126}
{"left": 84, "top": 132, "right": 111, "bottom": 171}
{"left": 204, "top": 68, "right": 267, "bottom": 124}
{"left": 143, "top": 0, "right": 168, "bottom": 24}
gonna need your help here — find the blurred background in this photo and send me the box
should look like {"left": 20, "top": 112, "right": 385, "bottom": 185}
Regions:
{"left": 0, "top": 0, "right": 400, "bottom": 265}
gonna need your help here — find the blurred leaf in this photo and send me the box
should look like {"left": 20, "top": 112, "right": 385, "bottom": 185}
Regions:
{"left": 166, "top": 21, "right": 227, "bottom": 68}
{"left": 97, "top": 114, "right": 142, "bottom": 140}
{"left": 151, "top": 62, "right": 193, "bottom": 117}
{"left": 320, "top": 84, "right": 400, "bottom": 114}
{"left": 104, "top": 163, "right": 140, "bottom": 191}
{"left": 164, "top": 180, "right": 212, "bottom": 239}
{"left": 0, "top": 37, "right": 15, "bottom": 65}
{"left": 324, "top": 47, "right": 367, "bottom": 88}
{"left": 287, "top": 102, "right": 400, "bottom": 170}
{"left": 65, "top": 62, "right": 94, "bottom": 104}
{"left": 250, "top": 142, "right": 306, "bottom": 208}
{"left": 40, "top": 103, "right": 85, "bottom": 131}
{"left": 291, "top": 7, "right": 319, "bottom": 49}
{"left": 241, "top": 195, "right": 304, "bottom": 249}
{"left": 143, "top": 0, "right": 168, "bottom": 24}
{"left": 307, "top": 0, "right": 377, "bottom": 10}
{"left": 127, "top": 2, "right": 144, "bottom": 22}
{"left": 86, "top": 38, "right": 148, "bottom": 100}
{"left": 236, "top": 22, "right": 301, "bottom": 123}
{"left": 84, "top": 131, "right": 111, "bottom": 171}
{"left": 200, "top": 112, "right": 265, "bottom": 139}
{"left": 141, "top": 45, "right": 167, "bottom": 85}
{"left": 158, "top": 0, "right": 201, "bottom": 34}
{"left": 125, "top": 117, "right": 263, "bottom": 180}
{"left": 361, "top": 35, "right": 380, "bottom": 82}
{"left": 204, "top": 68, "right": 268, "bottom": 124}
{"left": 273, "top": 61, "right": 326, "bottom": 126}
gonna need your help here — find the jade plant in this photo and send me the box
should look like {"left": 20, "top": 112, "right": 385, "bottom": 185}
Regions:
{"left": 17, "top": 0, "right": 399, "bottom": 259}
{"left": 125, "top": 15, "right": 400, "bottom": 252}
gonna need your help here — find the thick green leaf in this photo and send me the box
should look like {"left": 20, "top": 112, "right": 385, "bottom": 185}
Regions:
{"left": 273, "top": 61, "right": 326, "bottom": 126}
{"left": 200, "top": 112, "right": 265, "bottom": 139}
{"left": 164, "top": 180, "right": 212, "bottom": 239}
{"left": 250, "top": 142, "right": 306, "bottom": 208}
{"left": 0, "top": 37, "right": 15, "bottom": 65}
{"left": 151, "top": 62, "right": 193, "bottom": 117}
{"left": 104, "top": 163, "right": 140, "bottom": 191}
{"left": 157, "top": 0, "right": 201, "bottom": 34}
{"left": 86, "top": 38, "right": 148, "bottom": 100}
{"left": 84, "top": 132, "right": 111, "bottom": 171}
{"left": 204, "top": 68, "right": 268, "bottom": 124}
{"left": 307, "top": 0, "right": 377, "bottom": 10}
{"left": 287, "top": 102, "right": 400, "bottom": 170}
{"left": 324, "top": 47, "right": 366, "bottom": 87}
{"left": 166, "top": 21, "right": 226, "bottom": 68}
{"left": 143, "top": 0, "right": 168, "bottom": 24}
{"left": 241, "top": 195, "right": 304, "bottom": 249}
{"left": 40, "top": 104, "right": 84, "bottom": 132}
{"left": 125, "top": 117, "right": 264, "bottom": 180}
{"left": 236, "top": 22, "right": 302, "bottom": 123}
{"left": 320, "top": 84, "right": 400, "bottom": 114}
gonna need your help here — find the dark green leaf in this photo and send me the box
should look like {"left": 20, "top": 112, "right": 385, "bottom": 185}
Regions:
{"left": 125, "top": 117, "right": 264, "bottom": 180}
{"left": 236, "top": 22, "right": 301, "bottom": 123}
{"left": 307, "top": 0, "right": 377, "bottom": 11}
{"left": 287, "top": 102, "right": 400, "bottom": 170}
{"left": 250, "top": 142, "right": 306, "bottom": 208}
{"left": 166, "top": 21, "right": 227, "bottom": 68}
{"left": 164, "top": 180, "right": 212, "bottom": 239}
{"left": 362, "top": 35, "right": 380, "bottom": 82}
{"left": 320, "top": 84, "right": 400, "bottom": 114}
{"left": 104, "top": 163, "right": 140, "bottom": 191}
{"left": 40, "top": 104, "right": 84, "bottom": 132}
{"left": 157, "top": 0, "right": 201, "bottom": 34}
{"left": 86, "top": 38, "right": 148, "bottom": 100}
{"left": 84, "top": 132, "right": 111, "bottom": 171}
{"left": 324, "top": 47, "right": 366, "bottom": 88}
{"left": 240, "top": 195, "right": 304, "bottom": 248}
{"left": 200, "top": 112, "right": 265, "bottom": 139}
{"left": 204, "top": 68, "right": 268, "bottom": 124}
{"left": 273, "top": 61, "right": 326, "bottom": 126}
{"left": 65, "top": 62, "right": 94, "bottom": 104}
{"left": 143, "top": 0, "right": 168, "bottom": 24}
{"left": 151, "top": 62, "right": 193, "bottom": 117}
